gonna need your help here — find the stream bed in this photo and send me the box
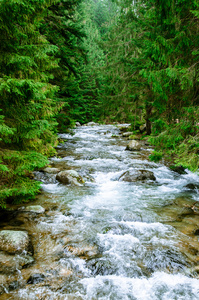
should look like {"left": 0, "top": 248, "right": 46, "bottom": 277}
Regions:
{"left": 0, "top": 124, "right": 199, "bottom": 299}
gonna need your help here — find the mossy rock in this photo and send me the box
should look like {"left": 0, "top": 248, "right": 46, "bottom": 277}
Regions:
{"left": 128, "top": 135, "right": 141, "bottom": 140}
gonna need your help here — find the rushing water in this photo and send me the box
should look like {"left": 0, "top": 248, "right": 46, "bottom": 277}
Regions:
{"left": 1, "top": 124, "right": 199, "bottom": 300}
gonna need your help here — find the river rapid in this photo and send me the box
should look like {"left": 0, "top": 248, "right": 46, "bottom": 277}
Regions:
{"left": 1, "top": 124, "right": 199, "bottom": 299}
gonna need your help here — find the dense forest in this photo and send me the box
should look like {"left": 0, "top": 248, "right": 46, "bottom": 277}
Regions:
{"left": 0, "top": 0, "right": 198, "bottom": 207}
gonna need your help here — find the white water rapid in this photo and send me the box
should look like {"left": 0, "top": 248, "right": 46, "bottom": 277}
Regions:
{"left": 2, "top": 124, "right": 199, "bottom": 300}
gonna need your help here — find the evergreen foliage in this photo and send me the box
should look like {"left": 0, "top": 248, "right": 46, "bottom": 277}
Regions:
{"left": 96, "top": 0, "right": 199, "bottom": 170}
{"left": 40, "top": 0, "right": 89, "bottom": 128}
{"left": 0, "top": 0, "right": 198, "bottom": 207}
{"left": 0, "top": 0, "right": 60, "bottom": 207}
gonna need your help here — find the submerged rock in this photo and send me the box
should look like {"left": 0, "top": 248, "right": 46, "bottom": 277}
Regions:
{"left": 0, "top": 252, "right": 34, "bottom": 274}
{"left": 27, "top": 273, "right": 45, "bottom": 284}
{"left": 87, "top": 259, "right": 119, "bottom": 276}
{"left": 126, "top": 140, "right": 141, "bottom": 151}
{"left": 0, "top": 230, "right": 30, "bottom": 254}
{"left": 56, "top": 170, "right": 84, "bottom": 186}
{"left": 119, "top": 169, "right": 156, "bottom": 182}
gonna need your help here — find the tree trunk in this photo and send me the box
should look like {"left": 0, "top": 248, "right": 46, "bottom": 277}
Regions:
{"left": 145, "top": 104, "right": 152, "bottom": 135}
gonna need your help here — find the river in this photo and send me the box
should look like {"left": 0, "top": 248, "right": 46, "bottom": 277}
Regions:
{"left": 1, "top": 124, "right": 199, "bottom": 299}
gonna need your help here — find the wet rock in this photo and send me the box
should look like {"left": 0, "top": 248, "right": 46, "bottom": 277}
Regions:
{"left": 128, "top": 134, "right": 141, "bottom": 140}
{"left": 22, "top": 205, "right": 45, "bottom": 214}
{"left": 126, "top": 140, "right": 141, "bottom": 151}
{"left": 117, "top": 124, "right": 131, "bottom": 132}
{"left": 43, "top": 167, "right": 60, "bottom": 174}
{"left": 119, "top": 169, "right": 156, "bottom": 182}
{"left": 59, "top": 268, "right": 73, "bottom": 278}
{"left": 75, "top": 122, "right": 81, "bottom": 127}
{"left": 176, "top": 204, "right": 199, "bottom": 221}
{"left": 185, "top": 183, "right": 199, "bottom": 190}
{"left": 170, "top": 165, "right": 187, "bottom": 174}
{"left": 65, "top": 245, "right": 98, "bottom": 259}
{"left": 193, "top": 229, "right": 199, "bottom": 236}
{"left": 87, "top": 259, "right": 119, "bottom": 276}
{"left": 56, "top": 170, "right": 84, "bottom": 186}
{"left": 8, "top": 280, "right": 20, "bottom": 291}
{"left": 193, "top": 266, "right": 199, "bottom": 274}
{"left": 0, "top": 230, "right": 30, "bottom": 254}
{"left": 0, "top": 274, "right": 24, "bottom": 294}
{"left": 0, "top": 252, "right": 34, "bottom": 273}
{"left": 27, "top": 273, "right": 45, "bottom": 284}
{"left": 86, "top": 122, "right": 98, "bottom": 126}
{"left": 122, "top": 132, "right": 134, "bottom": 137}
{"left": 33, "top": 171, "right": 57, "bottom": 184}
{"left": 144, "top": 249, "right": 188, "bottom": 273}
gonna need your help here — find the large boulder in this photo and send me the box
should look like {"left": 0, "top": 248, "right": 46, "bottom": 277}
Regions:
{"left": 0, "top": 230, "right": 30, "bottom": 254}
{"left": 119, "top": 169, "right": 156, "bottom": 182}
{"left": 56, "top": 170, "right": 84, "bottom": 186}
{"left": 126, "top": 140, "right": 141, "bottom": 151}
{"left": 0, "top": 252, "right": 34, "bottom": 274}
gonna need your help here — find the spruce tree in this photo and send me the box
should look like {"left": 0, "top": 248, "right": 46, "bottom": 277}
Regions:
{"left": 0, "top": 0, "right": 60, "bottom": 207}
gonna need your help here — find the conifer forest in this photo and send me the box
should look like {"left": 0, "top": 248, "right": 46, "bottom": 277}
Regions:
{"left": 0, "top": 0, "right": 199, "bottom": 207}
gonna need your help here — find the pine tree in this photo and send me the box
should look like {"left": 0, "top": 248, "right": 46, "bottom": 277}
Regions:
{"left": 0, "top": 0, "right": 61, "bottom": 207}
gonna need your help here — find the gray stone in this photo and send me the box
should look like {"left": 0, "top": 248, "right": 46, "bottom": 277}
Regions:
{"left": 56, "top": 170, "right": 84, "bottom": 186}
{"left": 0, "top": 230, "right": 30, "bottom": 254}
{"left": 86, "top": 122, "right": 98, "bottom": 126}
{"left": 122, "top": 132, "right": 134, "bottom": 137}
{"left": 119, "top": 169, "right": 156, "bottom": 182}
{"left": 43, "top": 167, "right": 60, "bottom": 174}
{"left": 126, "top": 140, "right": 141, "bottom": 151}
{"left": 23, "top": 205, "right": 45, "bottom": 214}
{"left": 0, "top": 252, "right": 34, "bottom": 273}
{"left": 75, "top": 122, "right": 81, "bottom": 127}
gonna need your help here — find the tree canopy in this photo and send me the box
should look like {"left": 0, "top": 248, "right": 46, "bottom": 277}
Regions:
{"left": 0, "top": 0, "right": 198, "bottom": 207}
